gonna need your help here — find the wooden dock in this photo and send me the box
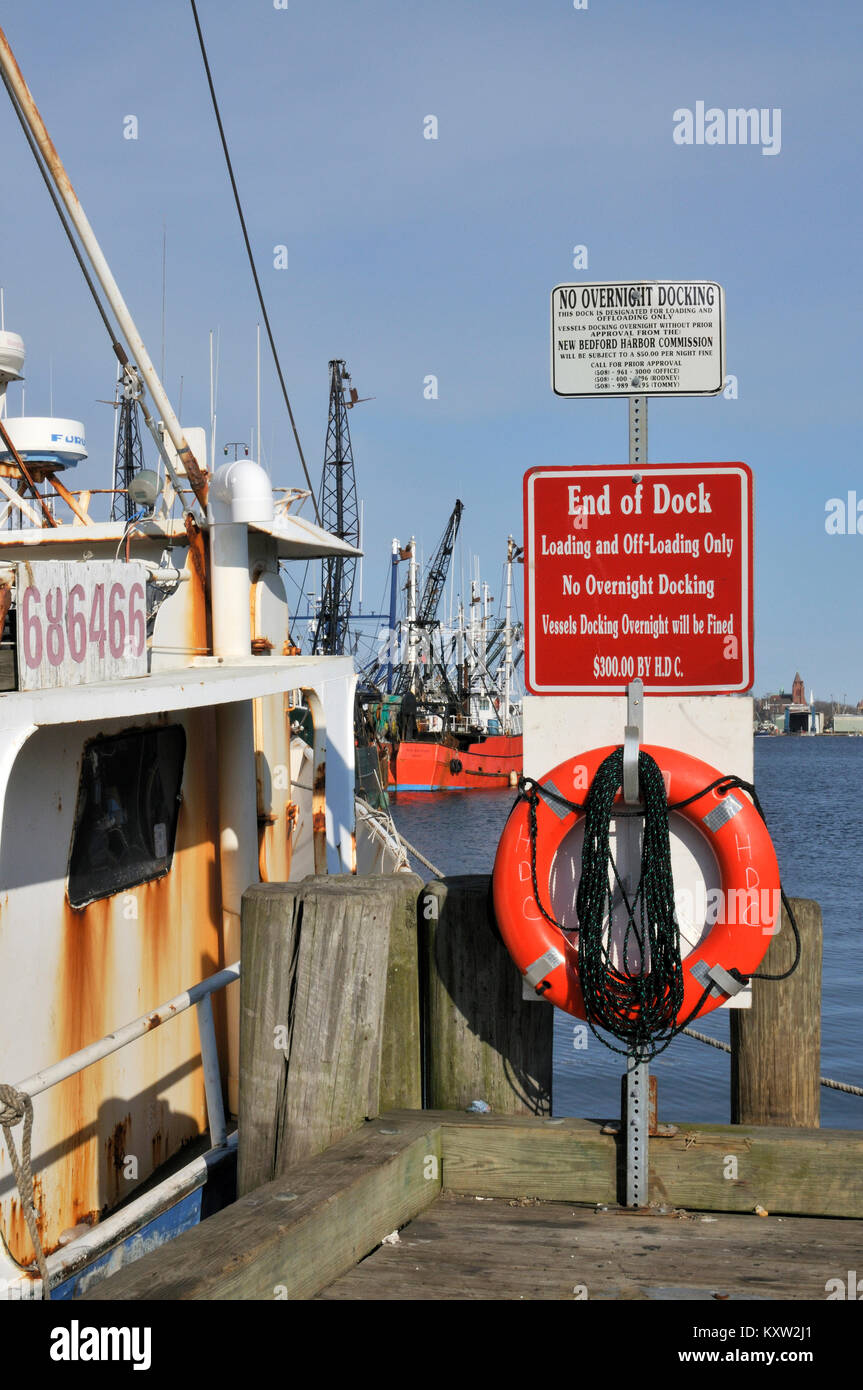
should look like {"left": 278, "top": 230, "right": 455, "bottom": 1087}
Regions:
{"left": 316, "top": 1194, "right": 856, "bottom": 1302}
{"left": 83, "top": 1110, "right": 863, "bottom": 1302}
{"left": 75, "top": 878, "right": 860, "bottom": 1305}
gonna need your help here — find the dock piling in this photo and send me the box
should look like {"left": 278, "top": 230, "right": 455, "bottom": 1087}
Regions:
{"left": 731, "top": 896, "right": 822, "bottom": 1127}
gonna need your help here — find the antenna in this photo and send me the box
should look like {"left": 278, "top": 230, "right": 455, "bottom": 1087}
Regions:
{"left": 112, "top": 373, "right": 145, "bottom": 523}
{"left": 160, "top": 225, "right": 167, "bottom": 385}
{"left": 256, "top": 323, "right": 262, "bottom": 471}
{"left": 358, "top": 498, "right": 364, "bottom": 612}
{"left": 210, "top": 327, "right": 221, "bottom": 473}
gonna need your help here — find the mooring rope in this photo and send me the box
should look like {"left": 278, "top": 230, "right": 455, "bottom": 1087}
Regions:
{"left": 394, "top": 831, "right": 445, "bottom": 880}
{"left": 680, "top": 1028, "right": 863, "bottom": 1096}
{"left": 356, "top": 798, "right": 446, "bottom": 879}
{"left": 0, "top": 1083, "right": 50, "bottom": 1298}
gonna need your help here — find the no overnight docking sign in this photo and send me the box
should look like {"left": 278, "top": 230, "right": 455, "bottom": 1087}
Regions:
{"left": 524, "top": 464, "right": 753, "bottom": 695}
{"left": 552, "top": 281, "right": 725, "bottom": 396}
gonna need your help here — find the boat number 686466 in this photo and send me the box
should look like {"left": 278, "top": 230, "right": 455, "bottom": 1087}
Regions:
{"left": 20, "top": 575, "right": 146, "bottom": 669}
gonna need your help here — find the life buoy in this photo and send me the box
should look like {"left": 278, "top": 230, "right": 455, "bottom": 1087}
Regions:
{"left": 492, "top": 744, "right": 780, "bottom": 1025}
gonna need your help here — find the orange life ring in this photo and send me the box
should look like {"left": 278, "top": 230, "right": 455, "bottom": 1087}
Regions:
{"left": 492, "top": 744, "right": 780, "bottom": 1026}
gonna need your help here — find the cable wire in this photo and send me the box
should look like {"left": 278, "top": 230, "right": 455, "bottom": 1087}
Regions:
{"left": 189, "top": 0, "right": 321, "bottom": 523}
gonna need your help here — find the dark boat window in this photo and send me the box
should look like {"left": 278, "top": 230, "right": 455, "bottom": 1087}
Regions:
{"left": 67, "top": 726, "right": 186, "bottom": 909}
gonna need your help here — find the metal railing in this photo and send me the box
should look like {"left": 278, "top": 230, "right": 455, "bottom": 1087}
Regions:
{"left": 13, "top": 961, "right": 239, "bottom": 1147}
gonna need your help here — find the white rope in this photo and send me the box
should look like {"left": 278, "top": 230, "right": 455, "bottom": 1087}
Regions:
{"left": 681, "top": 1028, "right": 862, "bottom": 1096}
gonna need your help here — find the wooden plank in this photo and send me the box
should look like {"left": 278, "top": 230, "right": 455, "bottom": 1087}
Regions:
{"left": 438, "top": 1113, "right": 617, "bottom": 1204}
{"left": 731, "top": 897, "right": 822, "bottom": 1127}
{"left": 379, "top": 873, "right": 424, "bottom": 1111}
{"left": 239, "top": 877, "right": 421, "bottom": 1194}
{"left": 422, "top": 876, "right": 553, "bottom": 1114}
{"left": 430, "top": 1111, "right": 863, "bottom": 1217}
{"left": 316, "top": 1191, "right": 862, "bottom": 1301}
{"left": 81, "top": 1115, "right": 442, "bottom": 1301}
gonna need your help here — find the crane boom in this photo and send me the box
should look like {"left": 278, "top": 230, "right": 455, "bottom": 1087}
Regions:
{"left": 395, "top": 499, "right": 463, "bottom": 694}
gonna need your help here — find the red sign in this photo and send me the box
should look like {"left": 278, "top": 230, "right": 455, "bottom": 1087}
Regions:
{"left": 524, "top": 463, "right": 753, "bottom": 695}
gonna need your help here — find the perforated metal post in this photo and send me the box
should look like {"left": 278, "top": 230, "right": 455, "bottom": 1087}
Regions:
{"left": 625, "top": 1053, "right": 649, "bottom": 1207}
{"left": 628, "top": 393, "right": 647, "bottom": 464}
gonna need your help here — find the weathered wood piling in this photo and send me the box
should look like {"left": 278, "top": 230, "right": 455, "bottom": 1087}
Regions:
{"left": 420, "top": 875, "right": 552, "bottom": 1115}
{"left": 238, "top": 874, "right": 423, "bottom": 1195}
{"left": 731, "top": 897, "right": 822, "bottom": 1127}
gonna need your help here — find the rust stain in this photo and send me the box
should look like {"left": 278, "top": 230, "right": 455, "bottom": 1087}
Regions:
{"left": 249, "top": 564, "right": 264, "bottom": 642}
{"left": 105, "top": 1117, "right": 130, "bottom": 1174}
{"left": 6, "top": 1177, "right": 98, "bottom": 1263}
{"left": 105, "top": 1114, "right": 132, "bottom": 1208}
{"left": 183, "top": 515, "right": 211, "bottom": 655}
{"left": 312, "top": 756, "right": 327, "bottom": 874}
{"left": 284, "top": 803, "right": 295, "bottom": 880}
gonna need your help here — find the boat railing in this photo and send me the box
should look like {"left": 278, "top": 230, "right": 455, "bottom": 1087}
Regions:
{"left": 1, "top": 960, "right": 240, "bottom": 1298}
{"left": 11, "top": 960, "right": 240, "bottom": 1149}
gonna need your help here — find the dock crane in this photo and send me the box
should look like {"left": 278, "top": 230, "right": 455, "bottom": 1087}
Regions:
{"left": 395, "top": 499, "right": 463, "bottom": 695}
{"left": 311, "top": 360, "right": 360, "bottom": 655}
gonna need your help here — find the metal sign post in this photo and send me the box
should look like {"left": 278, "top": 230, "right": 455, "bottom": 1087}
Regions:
{"left": 541, "top": 278, "right": 731, "bottom": 1209}
{"left": 624, "top": 384, "right": 648, "bottom": 1208}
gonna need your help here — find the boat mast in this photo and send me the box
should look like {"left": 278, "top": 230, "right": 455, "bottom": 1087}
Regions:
{"left": 405, "top": 538, "right": 417, "bottom": 692}
{"left": 0, "top": 24, "right": 208, "bottom": 509}
{"left": 312, "top": 360, "right": 359, "bottom": 655}
{"left": 504, "top": 535, "right": 514, "bottom": 735}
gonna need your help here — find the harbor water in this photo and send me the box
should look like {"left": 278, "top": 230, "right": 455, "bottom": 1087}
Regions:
{"left": 390, "top": 738, "right": 863, "bottom": 1128}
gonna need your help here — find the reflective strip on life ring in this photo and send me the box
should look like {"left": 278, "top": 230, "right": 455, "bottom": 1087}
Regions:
{"left": 492, "top": 744, "right": 781, "bottom": 1025}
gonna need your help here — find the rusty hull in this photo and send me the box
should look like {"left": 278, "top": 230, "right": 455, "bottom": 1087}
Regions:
{"left": 0, "top": 706, "right": 222, "bottom": 1268}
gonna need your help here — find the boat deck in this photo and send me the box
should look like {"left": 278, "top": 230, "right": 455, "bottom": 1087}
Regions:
{"left": 314, "top": 1191, "right": 857, "bottom": 1301}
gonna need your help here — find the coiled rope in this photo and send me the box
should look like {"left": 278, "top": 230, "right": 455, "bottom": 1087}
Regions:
{"left": 574, "top": 748, "right": 688, "bottom": 1062}
{"left": 0, "top": 1083, "right": 50, "bottom": 1298}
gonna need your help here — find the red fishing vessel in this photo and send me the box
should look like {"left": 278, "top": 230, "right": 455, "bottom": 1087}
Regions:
{"left": 388, "top": 732, "right": 521, "bottom": 791}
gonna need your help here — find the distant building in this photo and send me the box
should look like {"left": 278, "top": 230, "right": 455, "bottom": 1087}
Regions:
{"left": 784, "top": 672, "right": 822, "bottom": 734}
{"left": 835, "top": 715, "right": 863, "bottom": 734}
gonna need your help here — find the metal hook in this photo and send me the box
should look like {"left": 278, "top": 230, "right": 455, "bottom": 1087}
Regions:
{"left": 623, "top": 678, "right": 643, "bottom": 805}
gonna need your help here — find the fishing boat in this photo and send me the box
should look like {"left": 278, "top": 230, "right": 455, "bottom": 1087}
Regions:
{"left": 0, "top": 22, "right": 404, "bottom": 1300}
{"left": 365, "top": 525, "right": 524, "bottom": 791}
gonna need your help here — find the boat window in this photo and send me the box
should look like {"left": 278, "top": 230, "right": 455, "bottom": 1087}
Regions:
{"left": 67, "top": 725, "right": 186, "bottom": 909}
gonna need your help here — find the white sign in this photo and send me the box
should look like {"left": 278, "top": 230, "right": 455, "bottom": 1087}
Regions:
{"left": 552, "top": 280, "right": 725, "bottom": 397}
{"left": 16, "top": 561, "right": 149, "bottom": 691}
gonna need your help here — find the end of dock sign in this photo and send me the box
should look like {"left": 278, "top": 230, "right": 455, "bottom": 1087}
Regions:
{"left": 524, "top": 463, "right": 753, "bottom": 695}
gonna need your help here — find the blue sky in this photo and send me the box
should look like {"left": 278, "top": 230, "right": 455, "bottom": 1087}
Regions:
{"left": 1, "top": 0, "right": 861, "bottom": 699}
